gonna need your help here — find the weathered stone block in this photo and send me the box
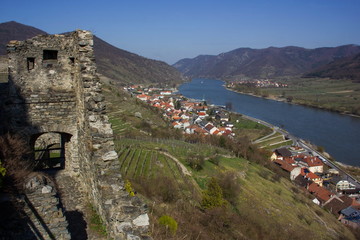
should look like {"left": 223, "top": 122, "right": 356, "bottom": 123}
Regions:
{"left": 115, "top": 222, "right": 132, "bottom": 233}
{"left": 102, "top": 150, "right": 118, "bottom": 161}
{"left": 133, "top": 213, "right": 150, "bottom": 227}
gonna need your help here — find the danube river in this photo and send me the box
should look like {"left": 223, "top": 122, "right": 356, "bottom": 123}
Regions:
{"left": 179, "top": 79, "right": 360, "bottom": 167}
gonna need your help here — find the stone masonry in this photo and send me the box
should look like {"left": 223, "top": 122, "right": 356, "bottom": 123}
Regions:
{"left": 2, "top": 31, "right": 150, "bottom": 239}
{"left": 23, "top": 174, "right": 71, "bottom": 240}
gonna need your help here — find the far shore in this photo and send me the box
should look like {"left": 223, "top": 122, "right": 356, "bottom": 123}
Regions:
{"left": 225, "top": 86, "right": 360, "bottom": 119}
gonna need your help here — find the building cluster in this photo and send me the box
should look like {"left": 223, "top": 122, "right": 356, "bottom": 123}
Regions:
{"left": 228, "top": 79, "right": 288, "bottom": 88}
{"left": 271, "top": 147, "right": 360, "bottom": 228}
{"left": 125, "top": 85, "right": 235, "bottom": 137}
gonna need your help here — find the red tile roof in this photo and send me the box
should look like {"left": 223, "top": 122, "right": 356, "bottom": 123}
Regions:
{"left": 308, "top": 182, "right": 333, "bottom": 203}
{"left": 303, "top": 156, "right": 323, "bottom": 167}
{"left": 274, "top": 159, "right": 295, "bottom": 172}
{"left": 204, "top": 124, "right": 215, "bottom": 131}
{"left": 300, "top": 168, "right": 321, "bottom": 180}
{"left": 212, "top": 129, "right": 221, "bottom": 135}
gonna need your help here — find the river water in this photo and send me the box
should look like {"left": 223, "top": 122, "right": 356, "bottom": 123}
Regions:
{"left": 178, "top": 78, "right": 360, "bottom": 167}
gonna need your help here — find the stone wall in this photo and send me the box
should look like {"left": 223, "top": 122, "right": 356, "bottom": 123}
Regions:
{"left": 3, "top": 31, "right": 150, "bottom": 239}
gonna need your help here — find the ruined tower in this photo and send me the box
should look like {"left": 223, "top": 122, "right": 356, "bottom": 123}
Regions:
{"left": 3, "top": 31, "right": 149, "bottom": 239}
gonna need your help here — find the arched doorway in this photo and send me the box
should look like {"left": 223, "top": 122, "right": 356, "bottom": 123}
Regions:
{"left": 31, "top": 132, "right": 72, "bottom": 170}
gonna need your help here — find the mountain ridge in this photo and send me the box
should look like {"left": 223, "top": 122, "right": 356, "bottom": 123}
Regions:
{"left": 173, "top": 45, "right": 360, "bottom": 80}
{"left": 0, "top": 21, "right": 184, "bottom": 85}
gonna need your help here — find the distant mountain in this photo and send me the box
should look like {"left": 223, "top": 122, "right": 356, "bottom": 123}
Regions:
{"left": 304, "top": 53, "right": 360, "bottom": 82}
{"left": 0, "top": 21, "right": 184, "bottom": 85}
{"left": 0, "top": 21, "right": 46, "bottom": 54}
{"left": 173, "top": 45, "right": 360, "bottom": 79}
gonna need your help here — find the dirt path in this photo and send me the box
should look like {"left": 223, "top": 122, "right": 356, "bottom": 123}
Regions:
{"left": 160, "top": 151, "right": 191, "bottom": 176}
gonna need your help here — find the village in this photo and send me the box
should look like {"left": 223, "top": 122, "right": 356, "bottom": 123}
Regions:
{"left": 125, "top": 84, "right": 360, "bottom": 230}
{"left": 271, "top": 146, "right": 360, "bottom": 228}
{"left": 126, "top": 85, "right": 236, "bottom": 138}
{"left": 227, "top": 79, "right": 288, "bottom": 88}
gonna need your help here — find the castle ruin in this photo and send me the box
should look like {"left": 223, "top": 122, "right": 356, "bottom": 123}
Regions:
{"left": 1, "top": 31, "right": 149, "bottom": 239}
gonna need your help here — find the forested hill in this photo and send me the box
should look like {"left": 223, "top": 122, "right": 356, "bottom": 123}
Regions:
{"left": 173, "top": 45, "right": 360, "bottom": 80}
{"left": 304, "top": 53, "right": 360, "bottom": 82}
{"left": 0, "top": 21, "right": 185, "bottom": 85}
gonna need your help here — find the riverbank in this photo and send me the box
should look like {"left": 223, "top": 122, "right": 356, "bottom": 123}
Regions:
{"left": 225, "top": 86, "right": 360, "bottom": 118}
{"left": 179, "top": 78, "right": 360, "bottom": 167}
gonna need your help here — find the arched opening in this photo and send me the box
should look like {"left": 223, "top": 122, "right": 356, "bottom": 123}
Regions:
{"left": 31, "top": 132, "right": 72, "bottom": 170}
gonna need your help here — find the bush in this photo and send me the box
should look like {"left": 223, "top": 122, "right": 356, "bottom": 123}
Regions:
{"left": 158, "top": 215, "right": 178, "bottom": 236}
{"left": 186, "top": 153, "right": 205, "bottom": 171}
{"left": 124, "top": 179, "right": 135, "bottom": 197}
{"left": 209, "top": 155, "right": 221, "bottom": 166}
{"left": 0, "top": 133, "right": 32, "bottom": 189}
{"left": 201, "top": 177, "right": 226, "bottom": 209}
{"left": 217, "top": 171, "right": 241, "bottom": 206}
{"left": 132, "top": 176, "right": 178, "bottom": 203}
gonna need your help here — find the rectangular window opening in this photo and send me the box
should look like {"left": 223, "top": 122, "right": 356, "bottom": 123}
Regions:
{"left": 69, "top": 57, "right": 75, "bottom": 65}
{"left": 27, "top": 57, "right": 35, "bottom": 71}
{"left": 43, "top": 50, "right": 58, "bottom": 60}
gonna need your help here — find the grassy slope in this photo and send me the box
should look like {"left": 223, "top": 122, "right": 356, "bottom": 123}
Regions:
{"left": 103, "top": 83, "right": 356, "bottom": 240}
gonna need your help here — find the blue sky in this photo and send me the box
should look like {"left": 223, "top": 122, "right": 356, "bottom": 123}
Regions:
{"left": 1, "top": 0, "right": 360, "bottom": 64}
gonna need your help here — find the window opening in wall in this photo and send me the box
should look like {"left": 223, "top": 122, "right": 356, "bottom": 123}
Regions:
{"left": 69, "top": 57, "right": 75, "bottom": 65}
{"left": 43, "top": 50, "right": 58, "bottom": 60}
{"left": 27, "top": 57, "right": 35, "bottom": 71}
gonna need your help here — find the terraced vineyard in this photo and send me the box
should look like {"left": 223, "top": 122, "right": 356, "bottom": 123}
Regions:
{"left": 117, "top": 145, "right": 195, "bottom": 197}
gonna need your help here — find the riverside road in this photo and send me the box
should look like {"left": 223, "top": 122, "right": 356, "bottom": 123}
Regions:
{"left": 242, "top": 114, "right": 360, "bottom": 188}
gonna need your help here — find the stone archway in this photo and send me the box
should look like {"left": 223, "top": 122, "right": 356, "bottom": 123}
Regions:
{"left": 31, "top": 132, "right": 72, "bottom": 170}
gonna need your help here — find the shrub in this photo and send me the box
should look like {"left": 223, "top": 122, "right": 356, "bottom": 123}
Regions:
{"left": 209, "top": 155, "right": 220, "bottom": 166}
{"left": 201, "top": 177, "right": 226, "bottom": 209}
{"left": 124, "top": 179, "right": 135, "bottom": 196}
{"left": 316, "top": 145, "right": 325, "bottom": 153}
{"left": 186, "top": 153, "right": 205, "bottom": 171}
{"left": 0, "top": 133, "right": 32, "bottom": 189}
{"left": 217, "top": 171, "right": 241, "bottom": 206}
{"left": 158, "top": 215, "right": 178, "bottom": 236}
{"left": 154, "top": 176, "right": 178, "bottom": 203}
{"left": 132, "top": 176, "right": 178, "bottom": 203}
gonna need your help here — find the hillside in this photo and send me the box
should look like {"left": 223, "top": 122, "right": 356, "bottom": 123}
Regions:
{"left": 173, "top": 45, "right": 360, "bottom": 80}
{"left": 0, "top": 21, "right": 46, "bottom": 54}
{"left": 304, "top": 53, "right": 360, "bottom": 82}
{"left": 0, "top": 21, "right": 184, "bottom": 85}
{"left": 102, "top": 84, "right": 359, "bottom": 240}
{"left": 93, "top": 36, "right": 184, "bottom": 85}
